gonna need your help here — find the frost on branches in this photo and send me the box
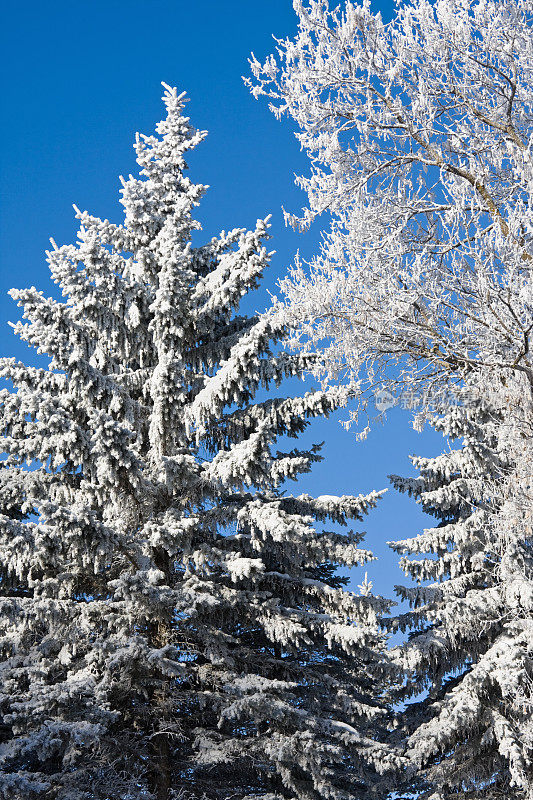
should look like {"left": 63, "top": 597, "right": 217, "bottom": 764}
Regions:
{"left": 249, "top": 3, "right": 533, "bottom": 795}
{"left": 247, "top": 0, "right": 533, "bottom": 416}
{"left": 0, "top": 86, "right": 400, "bottom": 800}
{"left": 389, "top": 383, "right": 533, "bottom": 799}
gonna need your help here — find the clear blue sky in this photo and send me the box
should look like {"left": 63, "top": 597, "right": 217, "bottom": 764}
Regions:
{"left": 1, "top": 0, "right": 444, "bottom": 604}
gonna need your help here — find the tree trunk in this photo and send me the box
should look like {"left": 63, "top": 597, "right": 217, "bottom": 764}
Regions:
{"left": 152, "top": 725, "right": 172, "bottom": 800}
{"left": 149, "top": 584, "right": 172, "bottom": 800}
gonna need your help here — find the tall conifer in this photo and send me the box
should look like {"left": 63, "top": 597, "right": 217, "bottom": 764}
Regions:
{"left": 0, "top": 86, "right": 398, "bottom": 800}
{"left": 390, "top": 397, "right": 532, "bottom": 799}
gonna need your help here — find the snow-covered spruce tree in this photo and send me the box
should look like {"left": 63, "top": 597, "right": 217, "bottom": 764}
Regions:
{"left": 388, "top": 389, "right": 533, "bottom": 799}
{"left": 0, "top": 85, "right": 400, "bottom": 800}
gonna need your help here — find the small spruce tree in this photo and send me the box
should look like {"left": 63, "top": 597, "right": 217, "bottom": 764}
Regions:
{"left": 389, "top": 395, "right": 533, "bottom": 799}
{"left": 0, "top": 86, "right": 400, "bottom": 800}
